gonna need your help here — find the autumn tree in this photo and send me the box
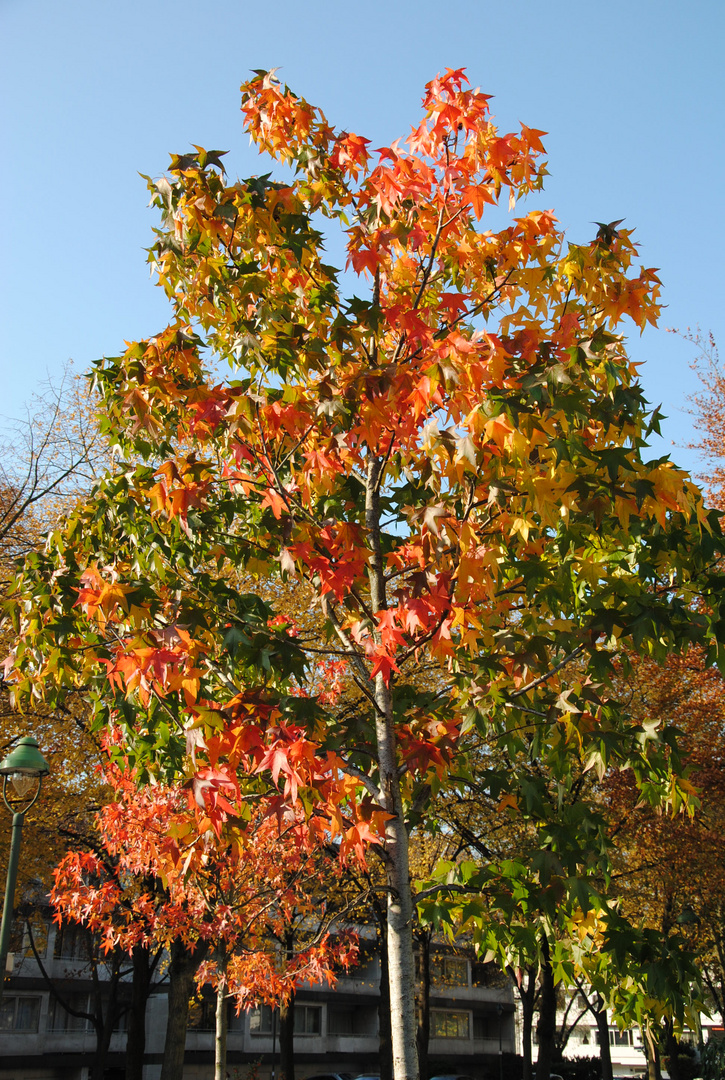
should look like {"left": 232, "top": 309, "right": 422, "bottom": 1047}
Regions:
{"left": 261, "top": 844, "right": 357, "bottom": 1080}
{"left": 683, "top": 328, "right": 725, "bottom": 1024}
{"left": 47, "top": 806, "right": 167, "bottom": 1080}
{"left": 52, "top": 761, "right": 356, "bottom": 1080}
{"left": 8, "top": 69, "right": 725, "bottom": 1080}
{"left": 0, "top": 368, "right": 108, "bottom": 922}
{"left": 600, "top": 648, "right": 725, "bottom": 1078}
{"left": 25, "top": 913, "right": 133, "bottom": 1080}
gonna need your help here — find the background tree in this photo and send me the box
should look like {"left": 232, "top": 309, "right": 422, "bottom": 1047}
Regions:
{"left": 25, "top": 914, "right": 129, "bottom": 1080}
{"left": 0, "top": 368, "right": 108, "bottom": 973}
{"left": 599, "top": 648, "right": 725, "bottom": 1078}
{"left": 686, "top": 329, "right": 724, "bottom": 510}
{"left": 52, "top": 761, "right": 357, "bottom": 1080}
{"left": 0, "top": 363, "right": 106, "bottom": 564}
{"left": 9, "top": 69, "right": 725, "bottom": 1080}
{"left": 45, "top": 831, "right": 165, "bottom": 1080}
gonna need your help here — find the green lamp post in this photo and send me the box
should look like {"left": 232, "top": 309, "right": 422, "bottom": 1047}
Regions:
{"left": 0, "top": 736, "right": 49, "bottom": 1003}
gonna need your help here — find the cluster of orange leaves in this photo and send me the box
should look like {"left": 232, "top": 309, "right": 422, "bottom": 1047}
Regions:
{"left": 51, "top": 761, "right": 358, "bottom": 1007}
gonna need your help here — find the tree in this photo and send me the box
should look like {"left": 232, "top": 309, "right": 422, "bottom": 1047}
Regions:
{"left": 46, "top": 828, "right": 166, "bottom": 1080}
{"left": 262, "top": 845, "right": 356, "bottom": 1080}
{"left": 0, "top": 369, "right": 108, "bottom": 935}
{"left": 685, "top": 329, "right": 724, "bottom": 509}
{"left": 51, "top": 761, "right": 356, "bottom": 1080}
{"left": 0, "top": 363, "right": 106, "bottom": 564}
{"left": 25, "top": 913, "right": 130, "bottom": 1080}
{"left": 600, "top": 647, "right": 725, "bottom": 1077}
{"left": 8, "top": 69, "right": 725, "bottom": 1080}
{"left": 416, "top": 680, "right": 707, "bottom": 1080}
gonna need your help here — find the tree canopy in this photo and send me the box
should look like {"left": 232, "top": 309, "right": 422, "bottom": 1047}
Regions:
{"left": 7, "top": 68, "right": 725, "bottom": 1080}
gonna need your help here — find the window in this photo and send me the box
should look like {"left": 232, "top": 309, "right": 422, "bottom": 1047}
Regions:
{"left": 328, "top": 1007, "right": 355, "bottom": 1035}
{"left": 598, "top": 1028, "right": 634, "bottom": 1046}
{"left": 189, "top": 995, "right": 242, "bottom": 1033}
{"left": 249, "top": 1004, "right": 276, "bottom": 1035}
{"left": 188, "top": 995, "right": 216, "bottom": 1031}
{"left": 13, "top": 913, "right": 50, "bottom": 959}
{"left": 8, "top": 918, "right": 44, "bottom": 963}
{"left": 428, "top": 955, "right": 468, "bottom": 987}
{"left": 249, "top": 1002, "right": 321, "bottom": 1038}
{"left": 473, "top": 1014, "right": 500, "bottom": 1040}
{"left": 229, "top": 1006, "right": 245, "bottom": 1033}
{"left": 431, "top": 1010, "right": 470, "bottom": 1040}
{"left": 294, "top": 1004, "right": 321, "bottom": 1035}
{"left": 0, "top": 996, "right": 41, "bottom": 1032}
{"left": 328, "top": 1005, "right": 377, "bottom": 1037}
{"left": 350, "top": 953, "right": 379, "bottom": 983}
{"left": 48, "top": 993, "right": 92, "bottom": 1032}
{"left": 113, "top": 1008, "right": 128, "bottom": 1033}
{"left": 471, "top": 960, "right": 508, "bottom": 988}
{"left": 53, "top": 923, "right": 90, "bottom": 961}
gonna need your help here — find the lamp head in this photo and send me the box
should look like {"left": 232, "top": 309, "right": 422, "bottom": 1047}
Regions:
{"left": 0, "top": 737, "right": 49, "bottom": 804}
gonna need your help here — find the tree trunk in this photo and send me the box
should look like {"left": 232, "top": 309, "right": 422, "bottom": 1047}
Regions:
{"left": 215, "top": 983, "right": 228, "bottom": 1080}
{"left": 375, "top": 902, "right": 393, "bottom": 1080}
{"left": 535, "top": 932, "right": 557, "bottom": 1080}
{"left": 415, "top": 929, "right": 431, "bottom": 1080}
{"left": 160, "top": 938, "right": 208, "bottom": 1080}
{"left": 515, "top": 966, "right": 537, "bottom": 1080}
{"left": 643, "top": 1026, "right": 662, "bottom": 1080}
{"left": 215, "top": 942, "right": 230, "bottom": 1080}
{"left": 366, "top": 455, "right": 419, "bottom": 1080}
{"left": 663, "top": 1018, "right": 681, "bottom": 1080}
{"left": 593, "top": 997, "right": 613, "bottom": 1080}
{"left": 89, "top": 948, "right": 123, "bottom": 1080}
{"left": 279, "top": 988, "right": 295, "bottom": 1080}
{"left": 90, "top": 1011, "right": 117, "bottom": 1080}
{"left": 380, "top": 696, "right": 417, "bottom": 1080}
{"left": 126, "top": 943, "right": 152, "bottom": 1080}
{"left": 90, "top": 978, "right": 121, "bottom": 1080}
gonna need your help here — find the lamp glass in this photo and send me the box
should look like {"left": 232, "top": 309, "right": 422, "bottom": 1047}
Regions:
{"left": 10, "top": 773, "right": 37, "bottom": 799}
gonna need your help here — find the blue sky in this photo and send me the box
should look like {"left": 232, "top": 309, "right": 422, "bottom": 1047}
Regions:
{"left": 2, "top": 0, "right": 723, "bottom": 476}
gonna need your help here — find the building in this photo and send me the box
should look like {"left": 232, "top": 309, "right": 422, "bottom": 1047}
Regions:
{"left": 0, "top": 918, "right": 516, "bottom": 1080}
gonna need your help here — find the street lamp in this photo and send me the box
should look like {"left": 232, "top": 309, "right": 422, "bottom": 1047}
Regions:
{"left": 0, "top": 736, "right": 49, "bottom": 1003}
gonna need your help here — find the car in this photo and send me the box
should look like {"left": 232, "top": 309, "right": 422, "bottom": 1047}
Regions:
{"left": 353, "top": 1074, "right": 381, "bottom": 1080}
{"left": 429, "top": 1074, "right": 476, "bottom": 1080}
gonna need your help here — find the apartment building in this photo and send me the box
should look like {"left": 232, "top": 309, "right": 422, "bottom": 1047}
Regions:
{"left": 0, "top": 919, "right": 516, "bottom": 1080}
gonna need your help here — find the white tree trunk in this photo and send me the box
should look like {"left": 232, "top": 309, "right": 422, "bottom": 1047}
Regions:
{"left": 367, "top": 457, "right": 419, "bottom": 1080}
{"left": 215, "top": 948, "right": 228, "bottom": 1080}
{"left": 378, "top": 691, "right": 419, "bottom": 1080}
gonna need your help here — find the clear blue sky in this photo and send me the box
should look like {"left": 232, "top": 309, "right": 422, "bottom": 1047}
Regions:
{"left": 2, "top": 0, "right": 723, "bottom": 476}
